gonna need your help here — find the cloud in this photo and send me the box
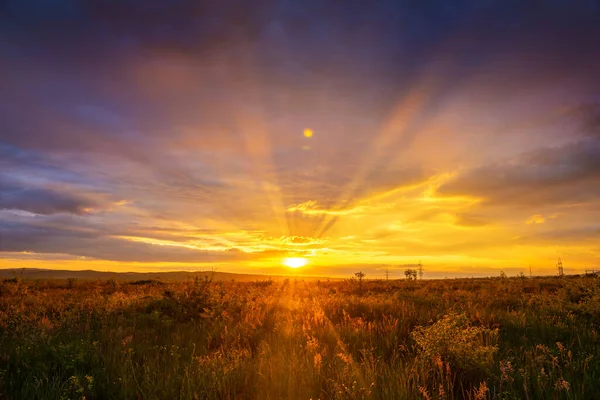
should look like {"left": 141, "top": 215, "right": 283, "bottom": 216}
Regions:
{"left": 454, "top": 213, "right": 491, "bottom": 227}
{"left": 525, "top": 213, "right": 560, "bottom": 225}
{"left": 273, "top": 236, "right": 324, "bottom": 246}
{"left": 515, "top": 227, "right": 600, "bottom": 246}
{"left": 563, "top": 102, "right": 600, "bottom": 137}
{"left": 526, "top": 214, "right": 545, "bottom": 225}
{"left": 438, "top": 139, "right": 600, "bottom": 206}
{"left": 0, "top": 218, "right": 283, "bottom": 263}
{"left": 2, "top": 1, "right": 600, "bottom": 273}
{"left": 0, "top": 177, "right": 100, "bottom": 215}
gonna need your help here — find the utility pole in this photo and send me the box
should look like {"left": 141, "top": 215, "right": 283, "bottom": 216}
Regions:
{"left": 557, "top": 257, "right": 564, "bottom": 277}
{"left": 418, "top": 261, "right": 423, "bottom": 280}
{"left": 385, "top": 268, "right": 389, "bottom": 281}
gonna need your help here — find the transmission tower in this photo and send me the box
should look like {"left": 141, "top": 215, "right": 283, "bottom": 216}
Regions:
{"left": 385, "top": 268, "right": 389, "bottom": 281}
{"left": 418, "top": 261, "right": 423, "bottom": 280}
{"left": 557, "top": 257, "right": 564, "bottom": 277}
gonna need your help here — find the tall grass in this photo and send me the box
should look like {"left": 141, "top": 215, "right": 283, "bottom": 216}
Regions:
{"left": 0, "top": 276, "right": 598, "bottom": 399}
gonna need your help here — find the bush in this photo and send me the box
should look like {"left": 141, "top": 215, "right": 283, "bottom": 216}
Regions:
{"left": 67, "top": 277, "right": 78, "bottom": 289}
{"left": 411, "top": 312, "right": 498, "bottom": 373}
{"left": 129, "top": 279, "right": 164, "bottom": 286}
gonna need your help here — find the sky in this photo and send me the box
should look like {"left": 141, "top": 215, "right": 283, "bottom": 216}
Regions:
{"left": 1, "top": 0, "right": 600, "bottom": 278}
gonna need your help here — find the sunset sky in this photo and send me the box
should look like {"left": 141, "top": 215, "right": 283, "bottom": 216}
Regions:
{"left": 1, "top": 1, "right": 600, "bottom": 278}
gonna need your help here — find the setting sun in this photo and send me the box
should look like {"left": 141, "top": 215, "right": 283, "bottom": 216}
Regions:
{"left": 283, "top": 257, "right": 308, "bottom": 269}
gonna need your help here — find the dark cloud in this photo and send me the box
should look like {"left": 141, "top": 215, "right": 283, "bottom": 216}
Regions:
{"left": 570, "top": 102, "right": 600, "bottom": 137}
{"left": 516, "top": 227, "right": 600, "bottom": 246}
{"left": 439, "top": 138, "right": 600, "bottom": 206}
{"left": 0, "top": 0, "right": 272, "bottom": 63}
{"left": 0, "top": 177, "right": 100, "bottom": 215}
{"left": 0, "top": 218, "right": 281, "bottom": 263}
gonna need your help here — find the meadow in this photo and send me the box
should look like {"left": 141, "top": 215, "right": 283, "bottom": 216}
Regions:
{"left": 0, "top": 274, "right": 599, "bottom": 399}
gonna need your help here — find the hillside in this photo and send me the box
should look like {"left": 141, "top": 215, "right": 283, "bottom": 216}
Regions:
{"left": 0, "top": 268, "right": 335, "bottom": 282}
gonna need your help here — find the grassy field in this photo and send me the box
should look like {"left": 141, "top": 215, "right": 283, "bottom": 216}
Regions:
{"left": 0, "top": 275, "right": 599, "bottom": 399}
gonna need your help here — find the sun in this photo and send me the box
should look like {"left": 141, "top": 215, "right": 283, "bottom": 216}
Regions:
{"left": 283, "top": 257, "right": 308, "bottom": 269}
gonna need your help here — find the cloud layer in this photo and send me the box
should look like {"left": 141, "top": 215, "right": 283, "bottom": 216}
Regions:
{"left": 1, "top": 1, "right": 600, "bottom": 277}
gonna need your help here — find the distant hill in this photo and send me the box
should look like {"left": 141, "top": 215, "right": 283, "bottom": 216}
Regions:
{"left": 0, "top": 268, "right": 335, "bottom": 282}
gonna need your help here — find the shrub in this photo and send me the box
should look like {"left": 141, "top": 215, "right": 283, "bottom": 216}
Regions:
{"left": 411, "top": 312, "right": 498, "bottom": 373}
{"left": 130, "top": 279, "right": 164, "bottom": 286}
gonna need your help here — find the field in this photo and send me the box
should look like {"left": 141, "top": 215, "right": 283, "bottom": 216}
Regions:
{"left": 1, "top": 275, "right": 599, "bottom": 399}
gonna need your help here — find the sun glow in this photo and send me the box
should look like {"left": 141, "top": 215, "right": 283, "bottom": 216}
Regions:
{"left": 283, "top": 257, "right": 308, "bottom": 268}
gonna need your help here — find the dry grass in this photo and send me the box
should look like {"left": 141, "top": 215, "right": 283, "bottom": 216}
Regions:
{"left": 1, "top": 275, "right": 599, "bottom": 399}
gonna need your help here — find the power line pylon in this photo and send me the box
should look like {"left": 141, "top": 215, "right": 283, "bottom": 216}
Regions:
{"left": 557, "top": 257, "right": 564, "bottom": 277}
{"left": 418, "top": 261, "right": 423, "bottom": 280}
{"left": 385, "top": 268, "right": 389, "bottom": 281}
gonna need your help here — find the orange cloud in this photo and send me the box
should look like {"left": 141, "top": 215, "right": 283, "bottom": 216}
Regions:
{"left": 526, "top": 214, "right": 545, "bottom": 224}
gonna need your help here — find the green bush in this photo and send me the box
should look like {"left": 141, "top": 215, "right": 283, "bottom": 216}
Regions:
{"left": 411, "top": 312, "right": 498, "bottom": 373}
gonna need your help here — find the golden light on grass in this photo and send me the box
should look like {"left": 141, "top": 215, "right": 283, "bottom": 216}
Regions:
{"left": 283, "top": 257, "right": 308, "bottom": 268}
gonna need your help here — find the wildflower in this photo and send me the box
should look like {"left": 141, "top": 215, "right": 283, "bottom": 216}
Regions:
{"left": 39, "top": 316, "right": 54, "bottom": 332}
{"left": 337, "top": 352, "right": 353, "bottom": 365}
{"left": 434, "top": 354, "right": 444, "bottom": 370}
{"left": 554, "top": 377, "right": 570, "bottom": 391}
{"left": 313, "top": 353, "right": 322, "bottom": 371}
{"left": 121, "top": 335, "right": 133, "bottom": 347}
{"left": 418, "top": 386, "right": 432, "bottom": 400}
{"left": 472, "top": 381, "right": 488, "bottom": 400}
{"left": 438, "top": 385, "right": 446, "bottom": 399}
{"left": 535, "top": 344, "right": 550, "bottom": 354}
{"left": 306, "top": 336, "right": 320, "bottom": 353}
{"left": 500, "top": 360, "right": 514, "bottom": 383}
